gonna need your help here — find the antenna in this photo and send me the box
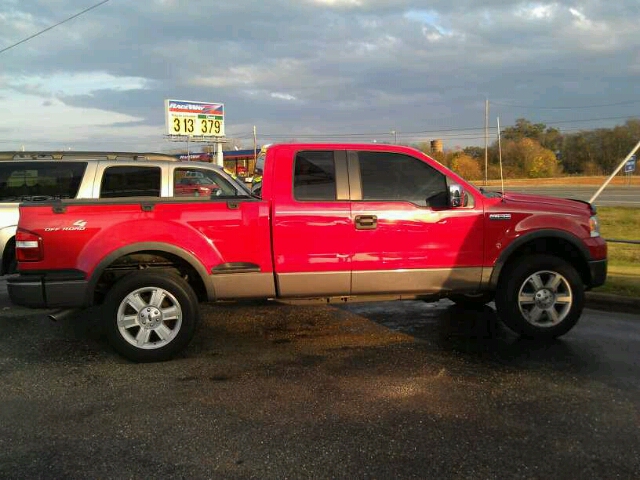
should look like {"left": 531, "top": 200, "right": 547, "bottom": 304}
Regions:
{"left": 497, "top": 117, "right": 504, "bottom": 198}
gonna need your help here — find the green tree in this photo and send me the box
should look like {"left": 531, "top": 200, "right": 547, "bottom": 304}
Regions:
{"left": 462, "top": 146, "right": 484, "bottom": 159}
{"left": 502, "top": 118, "right": 547, "bottom": 142}
{"left": 540, "top": 127, "right": 563, "bottom": 153}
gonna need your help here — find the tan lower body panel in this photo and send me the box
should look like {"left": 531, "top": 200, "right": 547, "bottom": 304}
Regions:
{"left": 351, "top": 267, "right": 484, "bottom": 295}
{"left": 481, "top": 266, "right": 494, "bottom": 289}
{"left": 211, "top": 268, "right": 492, "bottom": 300}
{"left": 210, "top": 272, "right": 276, "bottom": 300}
{"left": 277, "top": 271, "right": 351, "bottom": 297}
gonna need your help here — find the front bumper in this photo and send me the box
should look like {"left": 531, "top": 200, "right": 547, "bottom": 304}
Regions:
{"left": 588, "top": 259, "right": 607, "bottom": 289}
{"left": 8, "top": 272, "right": 89, "bottom": 309}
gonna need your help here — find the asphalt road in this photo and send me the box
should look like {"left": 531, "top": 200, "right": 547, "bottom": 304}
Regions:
{"left": 1, "top": 279, "right": 639, "bottom": 479}
{"left": 499, "top": 185, "right": 640, "bottom": 208}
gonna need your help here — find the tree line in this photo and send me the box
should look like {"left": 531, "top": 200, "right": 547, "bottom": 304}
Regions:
{"left": 414, "top": 118, "right": 640, "bottom": 180}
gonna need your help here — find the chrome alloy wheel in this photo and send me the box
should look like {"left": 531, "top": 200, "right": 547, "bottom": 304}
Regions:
{"left": 517, "top": 270, "right": 573, "bottom": 328}
{"left": 116, "top": 286, "right": 183, "bottom": 349}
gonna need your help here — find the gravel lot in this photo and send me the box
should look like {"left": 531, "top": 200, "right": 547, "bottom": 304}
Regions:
{"left": 1, "top": 279, "right": 639, "bottom": 479}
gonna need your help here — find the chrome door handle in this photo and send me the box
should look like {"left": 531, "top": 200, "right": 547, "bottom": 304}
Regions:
{"left": 355, "top": 215, "right": 378, "bottom": 230}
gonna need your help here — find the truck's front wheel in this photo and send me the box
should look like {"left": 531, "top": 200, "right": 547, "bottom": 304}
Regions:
{"left": 103, "top": 272, "right": 199, "bottom": 362}
{"left": 495, "top": 255, "right": 584, "bottom": 339}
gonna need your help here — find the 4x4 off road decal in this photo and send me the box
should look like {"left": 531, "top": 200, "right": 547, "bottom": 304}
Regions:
{"left": 44, "top": 220, "right": 87, "bottom": 232}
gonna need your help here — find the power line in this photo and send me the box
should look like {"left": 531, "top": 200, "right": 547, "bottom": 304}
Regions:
{"left": 256, "top": 125, "right": 495, "bottom": 139}
{"left": 257, "top": 114, "right": 639, "bottom": 140}
{"left": 0, "top": 0, "right": 111, "bottom": 56}
{"left": 544, "top": 115, "right": 639, "bottom": 127}
{"left": 2, "top": 115, "right": 638, "bottom": 149}
{"left": 491, "top": 99, "right": 640, "bottom": 110}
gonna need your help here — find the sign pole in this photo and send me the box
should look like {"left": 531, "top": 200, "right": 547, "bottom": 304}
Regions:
{"left": 216, "top": 142, "right": 223, "bottom": 167}
{"left": 589, "top": 140, "right": 640, "bottom": 204}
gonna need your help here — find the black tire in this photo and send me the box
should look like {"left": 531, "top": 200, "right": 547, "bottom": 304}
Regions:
{"left": 103, "top": 271, "right": 200, "bottom": 362}
{"left": 448, "top": 292, "right": 494, "bottom": 308}
{"left": 2, "top": 244, "right": 17, "bottom": 275}
{"left": 495, "top": 254, "right": 584, "bottom": 339}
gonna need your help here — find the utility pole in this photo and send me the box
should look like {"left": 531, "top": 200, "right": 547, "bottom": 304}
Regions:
{"left": 253, "top": 125, "right": 257, "bottom": 163}
{"left": 484, "top": 98, "right": 489, "bottom": 186}
{"left": 497, "top": 117, "right": 504, "bottom": 194}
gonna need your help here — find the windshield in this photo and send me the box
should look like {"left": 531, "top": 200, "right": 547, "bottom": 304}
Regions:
{"left": 478, "top": 187, "right": 503, "bottom": 199}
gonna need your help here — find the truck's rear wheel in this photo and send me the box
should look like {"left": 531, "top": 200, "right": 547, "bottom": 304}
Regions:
{"left": 103, "top": 271, "right": 199, "bottom": 362}
{"left": 2, "top": 238, "right": 17, "bottom": 275}
{"left": 495, "top": 254, "right": 584, "bottom": 339}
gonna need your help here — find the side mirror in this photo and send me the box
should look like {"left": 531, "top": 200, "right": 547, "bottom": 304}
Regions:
{"left": 449, "top": 184, "right": 464, "bottom": 207}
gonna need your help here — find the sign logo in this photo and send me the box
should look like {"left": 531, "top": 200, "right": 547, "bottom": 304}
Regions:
{"left": 165, "top": 99, "right": 225, "bottom": 138}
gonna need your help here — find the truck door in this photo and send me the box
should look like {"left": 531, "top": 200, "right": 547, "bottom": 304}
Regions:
{"left": 271, "top": 149, "right": 353, "bottom": 296}
{"left": 348, "top": 150, "right": 484, "bottom": 295}
{"left": 168, "top": 166, "right": 274, "bottom": 299}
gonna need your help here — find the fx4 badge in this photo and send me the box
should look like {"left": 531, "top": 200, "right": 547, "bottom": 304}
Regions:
{"left": 44, "top": 220, "right": 87, "bottom": 232}
{"left": 489, "top": 213, "right": 512, "bottom": 221}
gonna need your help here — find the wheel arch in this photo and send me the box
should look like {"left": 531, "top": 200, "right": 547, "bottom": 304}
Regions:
{"left": 86, "top": 242, "right": 214, "bottom": 305}
{"left": 1, "top": 235, "right": 16, "bottom": 275}
{"left": 490, "top": 230, "right": 592, "bottom": 290}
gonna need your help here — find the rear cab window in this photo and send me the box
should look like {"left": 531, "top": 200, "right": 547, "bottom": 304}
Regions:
{"left": 0, "top": 161, "right": 87, "bottom": 202}
{"left": 293, "top": 151, "right": 337, "bottom": 201}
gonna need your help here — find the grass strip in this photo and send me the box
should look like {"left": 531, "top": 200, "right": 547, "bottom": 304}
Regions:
{"left": 594, "top": 207, "right": 640, "bottom": 297}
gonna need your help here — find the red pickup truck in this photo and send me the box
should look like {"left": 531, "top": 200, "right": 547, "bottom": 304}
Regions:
{"left": 8, "top": 143, "right": 607, "bottom": 362}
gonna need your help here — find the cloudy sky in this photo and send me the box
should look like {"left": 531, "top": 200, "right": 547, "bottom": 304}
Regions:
{"left": 1, "top": 0, "right": 639, "bottom": 152}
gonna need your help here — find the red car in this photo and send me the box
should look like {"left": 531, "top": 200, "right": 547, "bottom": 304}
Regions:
{"left": 173, "top": 176, "right": 220, "bottom": 197}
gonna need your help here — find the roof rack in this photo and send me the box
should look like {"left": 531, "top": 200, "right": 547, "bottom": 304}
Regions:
{"left": 0, "top": 151, "right": 179, "bottom": 161}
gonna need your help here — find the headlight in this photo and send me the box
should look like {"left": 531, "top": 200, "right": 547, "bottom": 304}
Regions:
{"left": 589, "top": 215, "right": 600, "bottom": 237}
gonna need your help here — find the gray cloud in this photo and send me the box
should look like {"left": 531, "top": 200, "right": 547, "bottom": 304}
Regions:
{"left": 1, "top": 0, "right": 639, "bottom": 149}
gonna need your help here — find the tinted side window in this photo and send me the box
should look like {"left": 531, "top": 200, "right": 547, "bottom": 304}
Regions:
{"left": 358, "top": 152, "right": 448, "bottom": 207}
{"left": 0, "top": 161, "right": 86, "bottom": 201}
{"left": 100, "top": 166, "right": 161, "bottom": 198}
{"left": 293, "top": 151, "right": 336, "bottom": 201}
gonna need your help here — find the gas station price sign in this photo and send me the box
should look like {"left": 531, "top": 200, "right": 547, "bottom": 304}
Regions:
{"left": 165, "top": 99, "right": 225, "bottom": 137}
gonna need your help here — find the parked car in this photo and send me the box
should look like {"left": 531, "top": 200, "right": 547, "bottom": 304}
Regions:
{"left": 0, "top": 151, "right": 247, "bottom": 274}
{"left": 174, "top": 176, "right": 221, "bottom": 197}
{"left": 8, "top": 143, "right": 606, "bottom": 362}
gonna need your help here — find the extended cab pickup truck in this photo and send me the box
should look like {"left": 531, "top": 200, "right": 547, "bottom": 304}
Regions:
{"left": 8, "top": 143, "right": 607, "bottom": 362}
